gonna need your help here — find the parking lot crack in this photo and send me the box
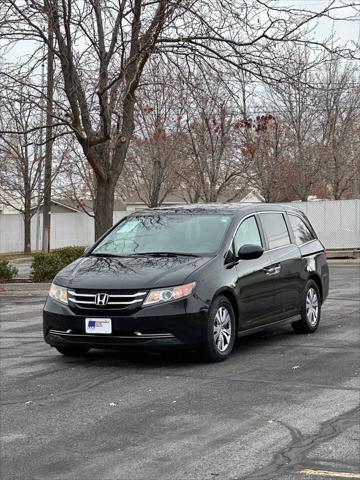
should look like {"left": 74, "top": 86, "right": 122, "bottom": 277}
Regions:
{"left": 240, "top": 405, "right": 360, "bottom": 480}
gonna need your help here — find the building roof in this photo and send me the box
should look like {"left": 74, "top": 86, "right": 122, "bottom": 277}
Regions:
{"left": 59, "top": 198, "right": 127, "bottom": 212}
{"left": 29, "top": 188, "right": 263, "bottom": 213}
{"left": 123, "top": 192, "right": 187, "bottom": 205}
{"left": 31, "top": 198, "right": 127, "bottom": 213}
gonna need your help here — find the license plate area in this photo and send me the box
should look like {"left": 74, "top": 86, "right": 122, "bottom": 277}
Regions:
{"left": 85, "top": 318, "right": 112, "bottom": 334}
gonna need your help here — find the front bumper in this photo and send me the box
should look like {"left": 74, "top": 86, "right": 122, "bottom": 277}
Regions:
{"left": 43, "top": 296, "right": 209, "bottom": 350}
{"left": 46, "top": 330, "right": 184, "bottom": 349}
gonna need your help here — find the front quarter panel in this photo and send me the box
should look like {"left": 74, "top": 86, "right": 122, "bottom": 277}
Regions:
{"left": 187, "top": 256, "right": 238, "bottom": 315}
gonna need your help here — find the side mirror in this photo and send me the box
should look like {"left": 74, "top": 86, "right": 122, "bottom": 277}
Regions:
{"left": 237, "top": 244, "right": 264, "bottom": 260}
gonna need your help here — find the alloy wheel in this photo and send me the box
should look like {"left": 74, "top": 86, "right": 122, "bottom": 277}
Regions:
{"left": 213, "top": 306, "right": 232, "bottom": 352}
{"left": 306, "top": 287, "right": 319, "bottom": 326}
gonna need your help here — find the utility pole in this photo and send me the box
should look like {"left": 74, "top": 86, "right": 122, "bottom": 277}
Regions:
{"left": 36, "top": 56, "right": 45, "bottom": 251}
{"left": 42, "top": 15, "right": 54, "bottom": 253}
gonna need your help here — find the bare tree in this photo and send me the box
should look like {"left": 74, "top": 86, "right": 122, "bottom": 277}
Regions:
{"left": 117, "top": 60, "right": 184, "bottom": 207}
{"left": 2, "top": 1, "right": 185, "bottom": 237}
{"left": 120, "top": 133, "right": 182, "bottom": 208}
{"left": 1, "top": 0, "right": 356, "bottom": 237}
{"left": 267, "top": 46, "right": 325, "bottom": 201}
{"left": 53, "top": 142, "right": 96, "bottom": 217}
{"left": 316, "top": 54, "right": 360, "bottom": 199}
{"left": 175, "top": 155, "right": 203, "bottom": 204}
{"left": 241, "top": 115, "right": 293, "bottom": 202}
{"left": 0, "top": 86, "right": 42, "bottom": 252}
{"left": 184, "top": 75, "right": 249, "bottom": 202}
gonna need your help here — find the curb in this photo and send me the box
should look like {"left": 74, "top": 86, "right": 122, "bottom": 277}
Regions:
{"left": 0, "top": 282, "right": 51, "bottom": 293}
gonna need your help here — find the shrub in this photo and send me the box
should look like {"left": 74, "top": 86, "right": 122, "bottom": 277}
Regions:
{"left": 0, "top": 259, "right": 18, "bottom": 281}
{"left": 31, "top": 246, "right": 85, "bottom": 282}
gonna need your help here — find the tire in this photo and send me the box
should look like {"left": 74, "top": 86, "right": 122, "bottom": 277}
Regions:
{"left": 199, "top": 295, "right": 236, "bottom": 362}
{"left": 55, "top": 346, "right": 90, "bottom": 356}
{"left": 292, "top": 280, "right": 321, "bottom": 334}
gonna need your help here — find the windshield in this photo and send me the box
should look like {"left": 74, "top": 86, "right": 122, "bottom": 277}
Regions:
{"left": 92, "top": 214, "right": 232, "bottom": 257}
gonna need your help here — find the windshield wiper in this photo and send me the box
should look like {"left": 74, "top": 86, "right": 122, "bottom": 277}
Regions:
{"left": 90, "top": 252, "right": 125, "bottom": 258}
{"left": 131, "top": 251, "right": 200, "bottom": 258}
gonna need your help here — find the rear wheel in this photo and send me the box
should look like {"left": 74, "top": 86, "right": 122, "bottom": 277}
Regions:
{"left": 55, "top": 346, "right": 90, "bottom": 356}
{"left": 292, "top": 280, "right": 321, "bottom": 334}
{"left": 200, "top": 295, "right": 236, "bottom": 362}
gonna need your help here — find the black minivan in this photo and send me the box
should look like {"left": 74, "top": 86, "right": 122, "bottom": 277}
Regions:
{"left": 43, "top": 204, "right": 329, "bottom": 361}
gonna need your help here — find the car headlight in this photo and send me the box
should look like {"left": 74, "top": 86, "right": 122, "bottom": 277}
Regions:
{"left": 143, "top": 282, "right": 196, "bottom": 306}
{"left": 49, "top": 283, "right": 68, "bottom": 305}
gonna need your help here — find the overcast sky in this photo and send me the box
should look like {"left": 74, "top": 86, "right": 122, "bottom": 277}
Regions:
{"left": 3, "top": 0, "right": 360, "bottom": 62}
{"left": 284, "top": 0, "right": 360, "bottom": 44}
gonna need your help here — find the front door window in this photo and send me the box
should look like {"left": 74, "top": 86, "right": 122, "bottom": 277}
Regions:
{"left": 234, "top": 216, "right": 262, "bottom": 253}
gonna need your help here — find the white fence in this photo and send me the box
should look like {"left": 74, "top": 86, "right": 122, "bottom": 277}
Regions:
{"left": 0, "top": 211, "right": 128, "bottom": 253}
{"left": 0, "top": 200, "right": 359, "bottom": 253}
{"left": 283, "top": 199, "right": 359, "bottom": 250}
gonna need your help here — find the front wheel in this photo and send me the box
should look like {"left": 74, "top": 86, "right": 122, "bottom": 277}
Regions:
{"left": 292, "top": 280, "right": 321, "bottom": 334}
{"left": 200, "top": 295, "right": 236, "bottom": 362}
{"left": 55, "top": 346, "right": 90, "bottom": 356}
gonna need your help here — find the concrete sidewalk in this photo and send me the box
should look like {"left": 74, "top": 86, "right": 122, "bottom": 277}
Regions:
{"left": 0, "top": 282, "right": 50, "bottom": 295}
{"left": 6, "top": 256, "right": 33, "bottom": 281}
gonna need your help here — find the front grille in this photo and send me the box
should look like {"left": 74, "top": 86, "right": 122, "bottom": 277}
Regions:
{"left": 68, "top": 288, "right": 147, "bottom": 312}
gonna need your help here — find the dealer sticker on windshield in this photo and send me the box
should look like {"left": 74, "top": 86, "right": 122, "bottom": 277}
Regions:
{"left": 85, "top": 318, "right": 112, "bottom": 334}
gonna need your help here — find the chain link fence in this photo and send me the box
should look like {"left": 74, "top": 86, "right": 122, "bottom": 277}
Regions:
{"left": 283, "top": 199, "right": 359, "bottom": 249}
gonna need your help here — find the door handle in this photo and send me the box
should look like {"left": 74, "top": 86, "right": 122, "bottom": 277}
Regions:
{"left": 263, "top": 266, "right": 275, "bottom": 274}
{"left": 264, "top": 265, "right": 281, "bottom": 275}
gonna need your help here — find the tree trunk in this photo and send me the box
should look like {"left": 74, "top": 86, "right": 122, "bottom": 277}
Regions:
{"left": 149, "top": 159, "right": 162, "bottom": 208}
{"left": 192, "top": 189, "right": 201, "bottom": 203}
{"left": 94, "top": 177, "right": 115, "bottom": 240}
{"left": 209, "top": 183, "right": 218, "bottom": 202}
{"left": 23, "top": 212, "right": 31, "bottom": 253}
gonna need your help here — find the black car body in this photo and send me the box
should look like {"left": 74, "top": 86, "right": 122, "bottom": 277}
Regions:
{"left": 43, "top": 204, "right": 329, "bottom": 361}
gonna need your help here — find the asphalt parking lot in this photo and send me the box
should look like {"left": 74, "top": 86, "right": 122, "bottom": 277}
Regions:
{"left": 0, "top": 264, "right": 359, "bottom": 480}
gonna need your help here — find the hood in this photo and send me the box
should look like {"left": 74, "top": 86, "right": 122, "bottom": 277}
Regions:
{"left": 54, "top": 255, "right": 212, "bottom": 290}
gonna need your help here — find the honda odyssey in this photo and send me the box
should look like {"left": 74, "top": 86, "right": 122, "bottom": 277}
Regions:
{"left": 43, "top": 204, "right": 329, "bottom": 361}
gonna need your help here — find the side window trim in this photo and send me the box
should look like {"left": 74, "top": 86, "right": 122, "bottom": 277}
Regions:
{"left": 284, "top": 212, "right": 296, "bottom": 246}
{"left": 254, "top": 213, "right": 267, "bottom": 250}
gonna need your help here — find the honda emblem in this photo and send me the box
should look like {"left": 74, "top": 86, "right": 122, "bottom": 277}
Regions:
{"left": 95, "top": 293, "right": 109, "bottom": 306}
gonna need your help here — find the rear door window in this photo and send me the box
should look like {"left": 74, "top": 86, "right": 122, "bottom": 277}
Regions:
{"left": 289, "top": 215, "right": 315, "bottom": 245}
{"left": 260, "top": 213, "right": 291, "bottom": 249}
